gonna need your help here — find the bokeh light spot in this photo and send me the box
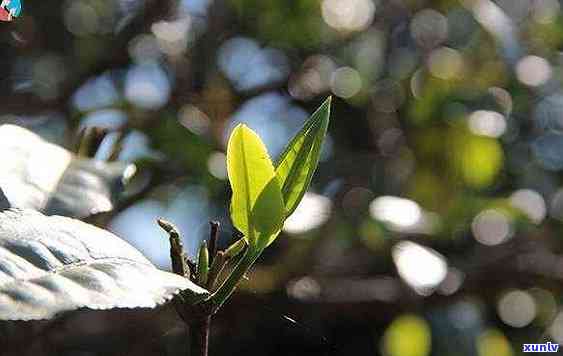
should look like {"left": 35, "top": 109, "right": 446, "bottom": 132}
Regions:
{"left": 218, "top": 37, "right": 289, "bottom": 92}
{"left": 289, "top": 55, "right": 336, "bottom": 100}
{"left": 428, "top": 47, "right": 463, "bottom": 80}
{"left": 382, "top": 314, "right": 431, "bottom": 356}
{"left": 330, "top": 67, "right": 362, "bottom": 99}
{"left": 125, "top": 63, "right": 171, "bottom": 110}
{"left": 321, "top": 0, "right": 376, "bottom": 32}
{"left": 550, "top": 188, "right": 563, "bottom": 221}
{"left": 286, "top": 276, "right": 321, "bottom": 301}
{"left": 497, "top": 289, "right": 537, "bottom": 327}
{"left": 64, "top": 1, "right": 101, "bottom": 36}
{"left": 151, "top": 18, "right": 191, "bottom": 56}
{"left": 179, "top": 105, "right": 210, "bottom": 136}
{"left": 207, "top": 152, "right": 227, "bottom": 180}
{"left": 510, "top": 189, "right": 546, "bottom": 223}
{"left": 550, "top": 310, "right": 563, "bottom": 343}
{"left": 410, "top": 9, "right": 448, "bottom": 48}
{"left": 477, "top": 329, "right": 513, "bottom": 356}
{"left": 392, "top": 241, "right": 447, "bottom": 295}
{"left": 516, "top": 56, "right": 552, "bottom": 87}
{"left": 370, "top": 196, "right": 421, "bottom": 229}
{"left": 468, "top": 110, "right": 507, "bottom": 138}
{"left": 457, "top": 136, "right": 504, "bottom": 188}
{"left": 283, "top": 192, "right": 332, "bottom": 234}
{"left": 471, "top": 209, "right": 512, "bottom": 246}
{"left": 438, "top": 268, "right": 465, "bottom": 296}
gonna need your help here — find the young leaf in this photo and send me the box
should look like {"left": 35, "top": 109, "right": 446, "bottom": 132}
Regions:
{"left": 0, "top": 209, "right": 209, "bottom": 321}
{"left": 226, "top": 124, "right": 285, "bottom": 250}
{"left": 275, "top": 97, "right": 331, "bottom": 216}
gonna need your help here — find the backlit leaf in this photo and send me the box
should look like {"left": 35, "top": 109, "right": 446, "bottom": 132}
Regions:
{"left": 226, "top": 124, "right": 285, "bottom": 250}
{"left": 275, "top": 97, "right": 331, "bottom": 216}
{"left": 0, "top": 209, "right": 208, "bottom": 321}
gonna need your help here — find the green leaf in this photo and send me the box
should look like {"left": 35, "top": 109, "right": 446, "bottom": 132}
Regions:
{"left": 275, "top": 97, "right": 331, "bottom": 216}
{"left": 227, "top": 124, "right": 285, "bottom": 250}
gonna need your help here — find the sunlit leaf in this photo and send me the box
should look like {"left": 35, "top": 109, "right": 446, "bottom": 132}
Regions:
{"left": 0, "top": 124, "right": 135, "bottom": 218}
{"left": 275, "top": 97, "right": 331, "bottom": 216}
{"left": 227, "top": 124, "right": 285, "bottom": 250}
{"left": 0, "top": 209, "right": 209, "bottom": 321}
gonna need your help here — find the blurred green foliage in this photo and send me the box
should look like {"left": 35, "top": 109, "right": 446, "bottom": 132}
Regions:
{"left": 230, "top": 0, "right": 324, "bottom": 47}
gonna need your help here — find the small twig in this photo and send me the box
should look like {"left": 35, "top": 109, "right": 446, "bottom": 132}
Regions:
{"left": 190, "top": 222, "right": 221, "bottom": 356}
{"left": 208, "top": 221, "right": 220, "bottom": 265}
{"left": 107, "top": 130, "right": 127, "bottom": 161}
{"left": 76, "top": 127, "right": 107, "bottom": 158}
{"left": 185, "top": 256, "right": 198, "bottom": 281}
{"left": 157, "top": 218, "right": 188, "bottom": 278}
{"left": 190, "top": 316, "right": 211, "bottom": 356}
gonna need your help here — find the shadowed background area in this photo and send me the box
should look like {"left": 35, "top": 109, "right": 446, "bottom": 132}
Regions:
{"left": 1, "top": 0, "right": 563, "bottom": 355}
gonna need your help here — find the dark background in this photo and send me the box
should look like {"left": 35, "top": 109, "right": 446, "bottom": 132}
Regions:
{"left": 1, "top": 0, "right": 563, "bottom": 355}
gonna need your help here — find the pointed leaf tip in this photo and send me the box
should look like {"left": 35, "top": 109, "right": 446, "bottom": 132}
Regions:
{"left": 275, "top": 97, "right": 331, "bottom": 217}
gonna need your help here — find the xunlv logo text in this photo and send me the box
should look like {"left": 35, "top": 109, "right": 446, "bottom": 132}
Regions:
{"left": 522, "top": 342, "right": 559, "bottom": 353}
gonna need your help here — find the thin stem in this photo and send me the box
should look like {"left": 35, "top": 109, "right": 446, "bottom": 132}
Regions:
{"left": 107, "top": 130, "right": 127, "bottom": 161}
{"left": 189, "top": 316, "right": 211, "bottom": 356}
{"left": 77, "top": 127, "right": 106, "bottom": 158}
{"left": 208, "top": 221, "right": 220, "bottom": 264}
{"left": 157, "top": 218, "right": 188, "bottom": 277}
{"left": 209, "top": 248, "right": 260, "bottom": 312}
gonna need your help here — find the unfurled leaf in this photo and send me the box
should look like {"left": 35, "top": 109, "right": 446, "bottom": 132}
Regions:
{"left": 0, "top": 209, "right": 208, "bottom": 321}
{"left": 0, "top": 124, "right": 135, "bottom": 218}
{"left": 226, "top": 124, "right": 285, "bottom": 250}
{"left": 276, "top": 97, "right": 331, "bottom": 216}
